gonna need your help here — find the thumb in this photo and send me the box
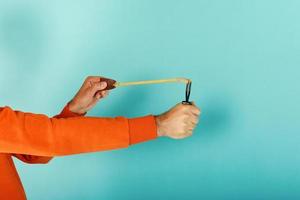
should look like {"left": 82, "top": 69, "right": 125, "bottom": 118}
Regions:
{"left": 91, "top": 81, "right": 107, "bottom": 94}
{"left": 99, "top": 81, "right": 107, "bottom": 90}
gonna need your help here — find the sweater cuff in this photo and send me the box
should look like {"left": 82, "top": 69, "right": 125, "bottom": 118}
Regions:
{"left": 55, "top": 102, "right": 86, "bottom": 118}
{"left": 128, "top": 115, "right": 158, "bottom": 145}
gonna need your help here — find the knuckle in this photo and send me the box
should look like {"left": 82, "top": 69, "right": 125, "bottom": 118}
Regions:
{"left": 192, "top": 107, "right": 200, "bottom": 114}
{"left": 192, "top": 104, "right": 199, "bottom": 110}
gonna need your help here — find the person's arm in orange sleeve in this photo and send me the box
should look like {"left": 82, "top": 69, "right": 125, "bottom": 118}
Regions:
{"left": 0, "top": 105, "right": 158, "bottom": 156}
{"left": 11, "top": 77, "right": 108, "bottom": 163}
{"left": 11, "top": 76, "right": 120, "bottom": 162}
{"left": 0, "top": 76, "right": 200, "bottom": 156}
{"left": 12, "top": 103, "right": 85, "bottom": 164}
{"left": 10, "top": 76, "right": 107, "bottom": 163}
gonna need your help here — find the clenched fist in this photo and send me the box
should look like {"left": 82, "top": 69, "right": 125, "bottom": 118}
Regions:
{"left": 155, "top": 102, "right": 200, "bottom": 139}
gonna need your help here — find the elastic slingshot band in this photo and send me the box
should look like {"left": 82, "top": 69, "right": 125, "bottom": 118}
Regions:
{"left": 100, "top": 77, "right": 193, "bottom": 105}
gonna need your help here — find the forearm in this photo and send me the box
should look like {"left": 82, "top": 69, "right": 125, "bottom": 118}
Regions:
{"left": 0, "top": 106, "right": 157, "bottom": 157}
{"left": 12, "top": 103, "right": 85, "bottom": 163}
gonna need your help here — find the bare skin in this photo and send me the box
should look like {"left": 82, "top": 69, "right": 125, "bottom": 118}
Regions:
{"left": 69, "top": 76, "right": 201, "bottom": 139}
{"left": 155, "top": 102, "right": 200, "bottom": 139}
{"left": 69, "top": 76, "right": 109, "bottom": 114}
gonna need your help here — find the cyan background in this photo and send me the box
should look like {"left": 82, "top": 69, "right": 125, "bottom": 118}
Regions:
{"left": 0, "top": 0, "right": 299, "bottom": 199}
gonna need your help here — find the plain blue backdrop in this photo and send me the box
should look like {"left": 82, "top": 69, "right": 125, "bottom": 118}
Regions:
{"left": 0, "top": 0, "right": 299, "bottom": 199}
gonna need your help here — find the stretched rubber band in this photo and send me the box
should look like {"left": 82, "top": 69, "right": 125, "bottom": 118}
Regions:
{"left": 101, "top": 77, "right": 193, "bottom": 105}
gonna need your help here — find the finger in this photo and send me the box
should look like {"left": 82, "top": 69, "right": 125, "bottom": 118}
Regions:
{"left": 95, "top": 90, "right": 109, "bottom": 99}
{"left": 179, "top": 104, "right": 192, "bottom": 113}
{"left": 187, "top": 125, "right": 196, "bottom": 131}
{"left": 85, "top": 76, "right": 101, "bottom": 83}
{"left": 91, "top": 82, "right": 107, "bottom": 94}
{"left": 83, "top": 76, "right": 102, "bottom": 89}
{"left": 101, "top": 92, "right": 109, "bottom": 98}
{"left": 185, "top": 116, "right": 199, "bottom": 125}
{"left": 102, "top": 90, "right": 109, "bottom": 97}
{"left": 185, "top": 121, "right": 197, "bottom": 129}
{"left": 188, "top": 113, "right": 199, "bottom": 123}
{"left": 186, "top": 119, "right": 198, "bottom": 126}
{"left": 99, "top": 81, "right": 108, "bottom": 90}
{"left": 189, "top": 106, "right": 201, "bottom": 116}
{"left": 95, "top": 92, "right": 102, "bottom": 99}
{"left": 100, "top": 90, "right": 106, "bottom": 97}
{"left": 192, "top": 117, "right": 199, "bottom": 124}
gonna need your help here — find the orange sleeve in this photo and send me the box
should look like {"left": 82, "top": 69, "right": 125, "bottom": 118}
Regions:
{"left": 0, "top": 106, "right": 157, "bottom": 156}
{"left": 53, "top": 102, "right": 86, "bottom": 119}
{"left": 12, "top": 103, "right": 85, "bottom": 163}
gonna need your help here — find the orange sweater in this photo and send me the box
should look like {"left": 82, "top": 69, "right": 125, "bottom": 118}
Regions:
{"left": 0, "top": 104, "right": 157, "bottom": 200}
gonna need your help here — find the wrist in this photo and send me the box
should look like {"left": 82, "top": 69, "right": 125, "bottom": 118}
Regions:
{"left": 154, "top": 115, "right": 165, "bottom": 137}
{"left": 68, "top": 100, "right": 86, "bottom": 115}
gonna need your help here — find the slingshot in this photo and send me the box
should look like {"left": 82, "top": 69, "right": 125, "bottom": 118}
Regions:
{"left": 100, "top": 77, "right": 193, "bottom": 105}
